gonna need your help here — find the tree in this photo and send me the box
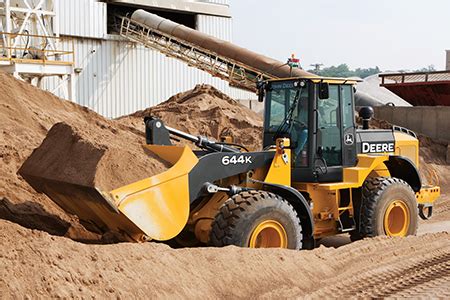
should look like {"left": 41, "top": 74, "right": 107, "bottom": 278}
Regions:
{"left": 308, "top": 64, "right": 381, "bottom": 79}
{"left": 354, "top": 66, "right": 381, "bottom": 78}
{"left": 413, "top": 65, "right": 436, "bottom": 72}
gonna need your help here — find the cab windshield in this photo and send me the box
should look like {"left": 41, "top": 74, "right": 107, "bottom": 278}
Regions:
{"left": 265, "top": 81, "right": 310, "bottom": 167}
{"left": 266, "top": 81, "right": 309, "bottom": 133}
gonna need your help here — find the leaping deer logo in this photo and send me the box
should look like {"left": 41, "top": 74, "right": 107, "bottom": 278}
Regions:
{"left": 344, "top": 133, "right": 354, "bottom": 145}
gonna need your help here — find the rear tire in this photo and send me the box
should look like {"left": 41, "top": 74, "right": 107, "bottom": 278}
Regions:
{"left": 359, "top": 177, "right": 418, "bottom": 238}
{"left": 209, "top": 190, "right": 303, "bottom": 249}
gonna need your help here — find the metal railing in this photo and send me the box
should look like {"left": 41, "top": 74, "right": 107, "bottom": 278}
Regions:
{"left": 119, "top": 17, "right": 275, "bottom": 93}
{"left": 0, "top": 32, "right": 75, "bottom": 65}
{"left": 380, "top": 70, "right": 450, "bottom": 86}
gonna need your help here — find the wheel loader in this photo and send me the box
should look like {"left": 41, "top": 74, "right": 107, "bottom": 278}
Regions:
{"left": 21, "top": 76, "right": 440, "bottom": 249}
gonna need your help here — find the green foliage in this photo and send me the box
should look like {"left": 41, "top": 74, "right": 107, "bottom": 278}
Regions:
{"left": 308, "top": 64, "right": 381, "bottom": 79}
{"left": 308, "top": 63, "right": 437, "bottom": 78}
{"left": 412, "top": 65, "right": 436, "bottom": 72}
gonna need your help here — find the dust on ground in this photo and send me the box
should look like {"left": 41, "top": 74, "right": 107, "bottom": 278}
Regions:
{"left": 1, "top": 220, "right": 448, "bottom": 298}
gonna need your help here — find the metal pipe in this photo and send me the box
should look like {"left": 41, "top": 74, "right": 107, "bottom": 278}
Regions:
{"left": 131, "top": 9, "right": 314, "bottom": 79}
{"left": 165, "top": 125, "right": 199, "bottom": 143}
{"left": 165, "top": 125, "right": 240, "bottom": 153}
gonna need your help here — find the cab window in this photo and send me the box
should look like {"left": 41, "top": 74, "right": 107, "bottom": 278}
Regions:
{"left": 268, "top": 89, "right": 286, "bottom": 128}
{"left": 341, "top": 85, "right": 354, "bottom": 130}
{"left": 266, "top": 83, "right": 308, "bottom": 132}
{"left": 317, "top": 85, "right": 342, "bottom": 166}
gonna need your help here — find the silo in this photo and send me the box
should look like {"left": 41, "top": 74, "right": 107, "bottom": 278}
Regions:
{"left": 446, "top": 50, "right": 450, "bottom": 71}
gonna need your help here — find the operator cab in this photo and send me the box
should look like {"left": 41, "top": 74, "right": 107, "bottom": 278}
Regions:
{"left": 260, "top": 77, "right": 360, "bottom": 183}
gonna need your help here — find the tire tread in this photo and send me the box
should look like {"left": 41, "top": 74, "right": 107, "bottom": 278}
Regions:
{"left": 360, "top": 176, "right": 417, "bottom": 237}
{"left": 209, "top": 190, "right": 302, "bottom": 248}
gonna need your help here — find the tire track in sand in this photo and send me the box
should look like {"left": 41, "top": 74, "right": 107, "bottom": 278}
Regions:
{"left": 311, "top": 251, "right": 450, "bottom": 298}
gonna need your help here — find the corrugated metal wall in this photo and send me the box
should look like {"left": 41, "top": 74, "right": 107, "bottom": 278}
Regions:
{"left": 202, "top": 0, "right": 230, "bottom": 5}
{"left": 56, "top": 0, "right": 106, "bottom": 39}
{"left": 446, "top": 50, "right": 450, "bottom": 71}
{"left": 45, "top": 38, "right": 253, "bottom": 118}
{"left": 197, "top": 14, "right": 232, "bottom": 40}
{"left": 45, "top": 1, "right": 255, "bottom": 118}
{"left": 43, "top": 8, "right": 255, "bottom": 118}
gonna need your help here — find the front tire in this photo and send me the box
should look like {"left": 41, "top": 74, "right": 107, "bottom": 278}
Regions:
{"left": 209, "top": 190, "right": 303, "bottom": 249}
{"left": 359, "top": 177, "right": 418, "bottom": 238}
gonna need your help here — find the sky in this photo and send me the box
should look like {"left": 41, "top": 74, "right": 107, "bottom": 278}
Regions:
{"left": 230, "top": 0, "right": 450, "bottom": 72}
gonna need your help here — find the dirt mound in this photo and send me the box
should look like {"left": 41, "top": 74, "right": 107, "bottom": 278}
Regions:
{"left": 0, "top": 73, "right": 107, "bottom": 240}
{"left": 418, "top": 135, "right": 450, "bottom": 190}
{"left": 1, "top": 219, "right": 449, "bottom": 298}
{"left": 418, "top": 136, "right": 450, "bottom": 221}
{"left": 119, "top": 84, "right": 263, "bottom": 150}
{"left": 19, "top": 121, "right": 168, "bottom": 193}
{"left": 0, "top": 75, "right": 262, "bottom": 240}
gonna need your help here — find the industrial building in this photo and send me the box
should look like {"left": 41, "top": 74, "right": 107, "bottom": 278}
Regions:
{"left": 379, "top": 52, "right": 450, "bottom": 106}
{"left": 447, "top": 50, "right": 450, "bottom": 71}
{"left": 0, "top": 0, "right": 254, "bottom": 118}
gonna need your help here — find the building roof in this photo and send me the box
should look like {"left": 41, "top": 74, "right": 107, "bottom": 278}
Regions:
{"left": 355, "top": 74, "right": 412, "bottom": 107}
{"left": 108, "top": 0, "right": 231, "bottom": 17}
{"left": 379, "top": 71, "right": 450, "bottom": 106}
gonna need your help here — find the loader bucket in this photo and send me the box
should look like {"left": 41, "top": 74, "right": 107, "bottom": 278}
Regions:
{"left": 20, "top": 145, "right": 198, "bottom": 242}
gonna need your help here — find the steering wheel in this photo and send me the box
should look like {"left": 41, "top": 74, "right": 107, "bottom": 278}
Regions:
{"left": 269, "top": 125, "right": 280, "bottom": 132}
{"left": 314, "top": 156, "right": 328, "bottom": 175}
{"left": 292, "top": 119, "right": 307, "bottom": 129}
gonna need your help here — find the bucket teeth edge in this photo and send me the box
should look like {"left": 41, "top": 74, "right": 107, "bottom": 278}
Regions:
{"left": 97, "top": 188, "right": 120, "bottom": 214}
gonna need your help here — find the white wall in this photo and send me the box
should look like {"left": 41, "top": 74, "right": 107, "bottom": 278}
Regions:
{"left": 43, "top": 5, "right": 256, "bottom": 118}
{"left": 446, "top": 50, "right": 450, "bottom": 71}
{"left": 197, "top": 14, "right": 232, "bottom": 40}
{"left": 201, "top": 0, "right": 230, "bottom": 5}
{"left": 56, "top": 0, "right": 106, "bottom": 39}
{"left": 45, "top": 36, "right": 254, "bottom": 118}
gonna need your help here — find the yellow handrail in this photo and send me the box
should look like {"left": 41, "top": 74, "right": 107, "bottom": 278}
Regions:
{"left": 0, "top": 32, "right": 75, "bottom": 65}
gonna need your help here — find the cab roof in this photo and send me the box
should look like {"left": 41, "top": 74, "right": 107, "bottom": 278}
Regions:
{"left": 267, "top": 75, "right": 362, "bottom": 85}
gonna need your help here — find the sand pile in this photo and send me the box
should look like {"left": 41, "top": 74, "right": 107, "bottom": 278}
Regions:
{"left": 0, "top": 70, "right": 170, "bottom": 239}
{"left": 19, "top": 121, "right": 168, "bottom": 193}
{"left": 417, "top": 136, "right": 450, "bottom": 221}
{"left": 119, "top": 84, "right": 263, "bottom": 150}
{"left": 0, "top": 75, "right": 262, "bottom": 240}
{"left": 0, "top": 73, "right": 108, "bottom": 239}
{"left": 418, "top": 135, "right": 449, "bottom": 183}
{"left": 1, "top": 219, "right": 449, "bottom": 298}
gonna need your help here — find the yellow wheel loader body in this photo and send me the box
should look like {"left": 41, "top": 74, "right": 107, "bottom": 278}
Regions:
{"left": 19, "top": 77, "right": 441, "bottom": 248}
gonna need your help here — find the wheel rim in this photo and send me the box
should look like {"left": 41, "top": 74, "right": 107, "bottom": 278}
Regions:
{"left": 249, "top": 220, "right": 288, "bottom": 248}
{"left": 384, "top": 200, "right": 410, "bottom": 237}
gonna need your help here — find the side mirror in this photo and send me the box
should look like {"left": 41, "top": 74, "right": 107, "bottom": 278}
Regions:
{"left": 257, "top": 81, "right": 266, "bottom": 102}
{"left": 318, "top": 82, "right": 329, "bottom": 99}
{"left": 258, "top": 91, "right": 265, "bottom": 103}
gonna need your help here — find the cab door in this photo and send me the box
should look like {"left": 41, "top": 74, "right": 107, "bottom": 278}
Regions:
{"left": 316, "top": 85, "right": 343, "bottom": 181}
{"left": 315, "top": 84, "right": 357, "bottom": 182}
{"left": 341, "top": 85, "right": 357, "bottom": 167}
